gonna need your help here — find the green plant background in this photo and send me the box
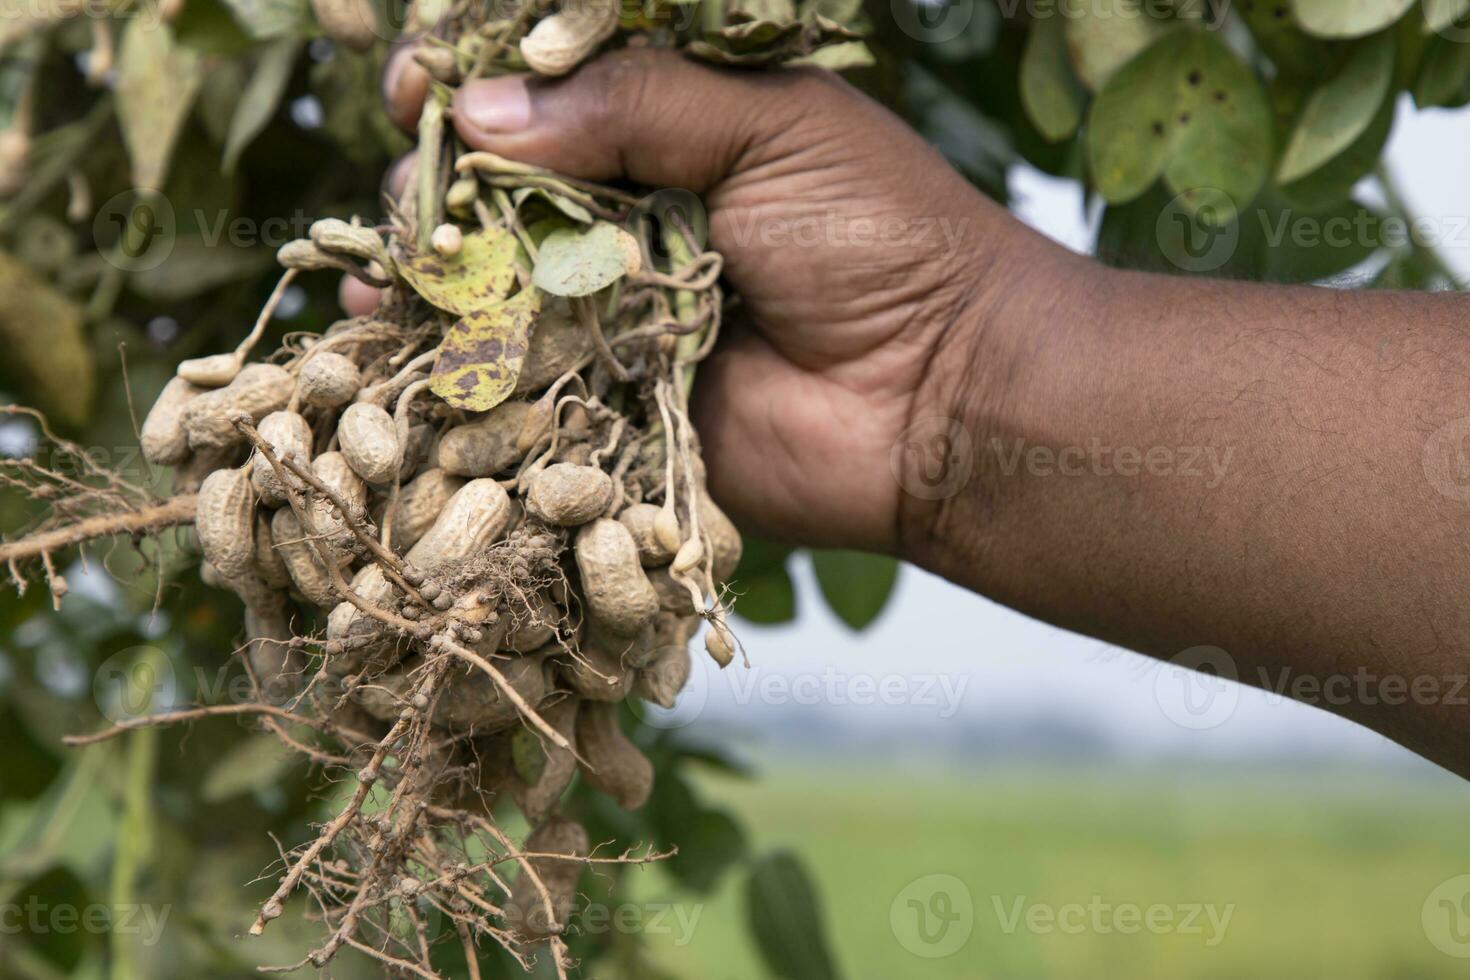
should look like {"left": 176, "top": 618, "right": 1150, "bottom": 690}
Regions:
{"left": 3, "top": 0, "right": 1470, "bottom": 976}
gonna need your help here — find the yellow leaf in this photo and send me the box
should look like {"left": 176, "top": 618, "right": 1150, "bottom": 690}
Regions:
{"left": 399, "top": 227, "right": 519, "bottom": 315}
{"left": 430, "top": 288, "right": 542, "bottom": 412}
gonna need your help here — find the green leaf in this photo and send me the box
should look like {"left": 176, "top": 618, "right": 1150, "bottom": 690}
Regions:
{"left": 1238, "top": 1, "right": 1329, "bottom": 77}
{"left": 116, "top": 21, "right": 205, "bottom": 190}
{"left": 511, "top": 186, "right": 594, "bottom": 224}
{"left": 201, "top": 733, "right": 300, "bottom": 802}
{"left": 130, "top": 239, "right": 276, "bottom": 301}
{"left": 532, "top": 222, "right": 642, "bottom": 297}
{"left": 1087, "top": 28, "right": 1272, "bottom": 222}
{"left": 746, "top": 851, "right": 842, "bottom": 980}
{"left": 173, "top": 0, "right": 257, "bottom": 54}
{"left": 1414, "top": 34, "right": 1470, "bottom": 106}
{"left": 731, "top": 538, "right": 796, "bottom": 625}
{"left": 648, "top": 770, "right": 747, "bottom": 893}
{"left": 223, "top": 39, "right": 301, "bottom": 175}
{"left": 792, "top": 40, "right": 875, "bottom": 71}
{"left": 511, "top": 727, "right": 547, "bottom": 786}
{"left": 1278, "top": 95, "right": 1395, "bottom": 210}
{"left": 430, "top": 288, "right": 542, "bottom": 412}
{"left": 1020, "top": 18, "right": 1084, "bottom": 142}
{"left": 1424, "top": 0, "right": 1470, "bottom": 33}
{"left": 399, "top": 226, "right": 519, "bottom": 315}
{"left": 1062, "top": 0, "right": 1167, "bottom": 91}
{"left": 221, "top": 0, "right": 312, "bottom": 39}
{"left": 1095, "top": 183, "right": 1379, "bottom": 284}
{"left": 810, "top": 550, "right": 899, "bottom": 631}
{"left": 734, "top": 567, "right": 797, "bottom": 624}
{"left": 1292, "top": 0, "right": 1414, "bottom": 39}
{"left": 1276, "top": 33, "right": 1394, "bottom": 184}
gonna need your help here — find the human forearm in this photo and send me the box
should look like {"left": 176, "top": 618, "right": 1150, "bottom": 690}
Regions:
{"left": 909, "top": 253, "right": 1470, "bottom": 775}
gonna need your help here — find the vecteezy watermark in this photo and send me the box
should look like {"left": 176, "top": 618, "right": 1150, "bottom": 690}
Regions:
{"left": 502, "top": 899, "right": 705, "bottom": 946}
{"left": 990, "top": 894, "right": 1234, "bottom": 946}
{"left": 1156, "top": 191, "right": 1241, "bottom": 273}
{"left": 1153, "top": 645, "right": 1240, "bottom": 730}
{"left": 93, "top": 190, "right": 316, "bottom": 272}
{"left": 991, "top": 438, "right": 1233, "bottom": 488}
{"left": 720, "top": 211, "right": 972, "bottom": 258}
{"left": 629, "top": 651, "right": 969, "bottom": 729}
{"left": 1424, "top": 875, "right": 1470, "bottom": 958}
{"left": 725, "top": 666, "right": 970, "bottom": 718}
{"left": 95, "top": 646, "right": 327, "bottom": 725}
{"left": 1159, "top": 190, "right": 1470, "bottom": 275}
{"left": 1423, "top": 416, "right": 1470, "bottom": 501}
{"left": 890, "top": 874, "right": 974, "bottom": 958}
{"left": 1257, "top": 666, "right": 1470, "bottom": 709}
{"left": 0, "top": 900, "right": 171, "bottom": 945}
{"left": 891, "top": 416, "right": 974, "bottom": 501}
{"left": 0, "top": 0, "right": 168, "bottom": 28}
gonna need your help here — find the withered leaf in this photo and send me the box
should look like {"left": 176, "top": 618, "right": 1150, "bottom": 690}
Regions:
{"left": 400, "top": 226, "right": 520, "bottom": 315}
{"left": 430, "top": 287, "right": 542, "bottom": 412}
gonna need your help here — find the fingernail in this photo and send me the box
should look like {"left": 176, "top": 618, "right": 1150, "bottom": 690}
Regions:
{"left": 456, "top": 76, "right": 532, "bottom": 135}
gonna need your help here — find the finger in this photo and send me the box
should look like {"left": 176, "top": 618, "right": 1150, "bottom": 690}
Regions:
{"left": 385, "top": 151, "right": 417, "bottom": 200}
{"left": 339, "top": 275, "right": 381, "bottom": 317}
{"left": 383, "top": 41, "right": 431, "bottom": 133}
{"left": 449, "top": 48, "right": 847, "bottom": 192}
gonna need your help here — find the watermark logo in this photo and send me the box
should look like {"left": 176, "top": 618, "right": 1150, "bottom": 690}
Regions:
{"left": 94, "top": 189, "right": 176, "bottom": 273}
{"left": 627, "top": 644, "right": 710, "bottom": 731}
{"left": 1154, "top": 645, "right": 1239, "bottom": 730}
{"left": 0, "top": 900, "right": 171, "bottom": 945}
{"left": 890, "top": 0, "right": 975, "bottom": 43}
{"left": 625, "top": 188, "right": 710, "bottom": 261}
{"left": 1423, "top": 416, "right": 1470, "bottom": 501}
{"left": 991, "top": 894, "right": 1233, "bottom": 945}
{"left": 891, "top": 873, "right": 973, "bottom": 957}
{"left": 891, "top": 416, "right": 973, "bottom": 500}
{"left": 1157, "top": 190, "right": 1239, "bottom": 273}
{"left": 94, "top": 646, "right": 177, "bottom": 725}
{"left": 1423, "top": 875, "right": 1470, "bottom": 958}
{"left": 991, "top": 437, "right": 1232, "bottom": 487}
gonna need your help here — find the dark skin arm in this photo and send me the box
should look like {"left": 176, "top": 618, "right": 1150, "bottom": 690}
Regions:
{"left": 366, "top": 49, "right": 1470, "bottom": 779}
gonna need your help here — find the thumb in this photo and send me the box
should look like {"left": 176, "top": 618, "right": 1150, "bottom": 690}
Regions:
{"left": 448, "top": 49, "right": 823, "bottom": 193}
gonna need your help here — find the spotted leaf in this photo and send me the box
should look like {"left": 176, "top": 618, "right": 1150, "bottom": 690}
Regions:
{"left": 430, "top": 288, "right": 542, "bottom": 412}
{"left": 400, "top": 226, "right": 519, "bottom": 315}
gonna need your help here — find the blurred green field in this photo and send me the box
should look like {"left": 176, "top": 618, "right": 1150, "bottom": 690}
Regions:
{"left": 625, "top": 762, "right": 1470, "bottom": 980}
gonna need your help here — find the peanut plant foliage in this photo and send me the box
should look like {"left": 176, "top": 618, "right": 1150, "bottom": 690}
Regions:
{"left": 0, "top": 0, "right": 1464, "bottom": 976}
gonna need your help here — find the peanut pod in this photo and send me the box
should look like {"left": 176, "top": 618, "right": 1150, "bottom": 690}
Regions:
{"left": 504, "top": 817, "right": 588, "bottom": 939}
{"left": 576, "top": 699, "right": 653, "bottom": 810}
{"left": 195, "top": 467, "right": 256, "bottom": 579}
{"left": 181, "top": 363, "right": 293, "bottom": 451}
{"left": 437, "top": 401, "right": 531, "bottom": 477}
{"left": 250, "top": 410, "right": 312, "bottom": 507}
{"left": 270, "top": 507, "right": 339, "bottom": 607}
{"left": 526, "top": 462, "right": 613, "bottom": 527}
{"left": 296, "top": 350, "right": 361, "bottom": 408}
{"left": 508, "top": 697, "right": 580, "bottom": 824}
{"left": 404, "top": 478, "right": 514, "bottom": 569}
{"left": 337, "top": 402, "right": 401, "bottom": 485}
{"left": 390, "top": 468, "right": 464, "bottom": 552}
{"left": 574, "top": 518, "right": 658, "bottom": 637}
{"left": 140, "top": 376, "right": 203, "bottom": 465}
{"left": 619, "top": 502, "right": 676, "bottom": 567}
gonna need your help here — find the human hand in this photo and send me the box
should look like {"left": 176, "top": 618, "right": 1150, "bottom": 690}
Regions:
{"left": 359, "top": 47, "right": 1071, "bottom": 555}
